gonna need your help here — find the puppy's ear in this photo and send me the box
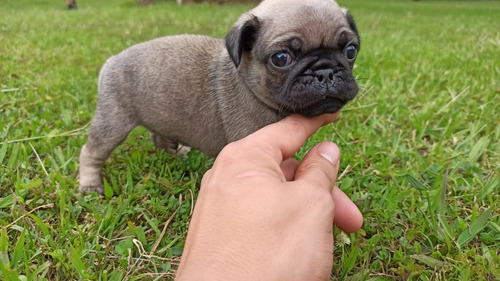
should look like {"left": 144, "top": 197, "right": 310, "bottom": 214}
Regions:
{"left": 342, "top": 8, "right": 360, "bottom": 47}
{"left": 225, "top": 14, "right": 260, "bottom": 68}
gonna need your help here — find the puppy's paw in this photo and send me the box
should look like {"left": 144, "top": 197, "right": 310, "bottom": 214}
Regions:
{"left": 176, "top": 145, "right": 191, "bottom": 159}
{"left": 79, "top": 185, "right": 105, "bottom": 195}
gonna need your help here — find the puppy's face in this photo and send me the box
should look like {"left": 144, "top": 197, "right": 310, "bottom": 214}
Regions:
{"left": 226, "top": 0, "right": 360, "bottom": 117}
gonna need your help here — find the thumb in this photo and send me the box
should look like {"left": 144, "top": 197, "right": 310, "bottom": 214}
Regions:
{"left": 293, "top": 141, "right": 340, "bottom": 193}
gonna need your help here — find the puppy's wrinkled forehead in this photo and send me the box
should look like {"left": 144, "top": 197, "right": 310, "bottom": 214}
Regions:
{"left": 254, "top": 0, "right": 354, "bottom": 51}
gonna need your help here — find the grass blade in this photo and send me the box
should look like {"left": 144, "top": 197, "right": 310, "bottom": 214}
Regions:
{"left": 10, "top": 229, "right": 25, "bottom": 269}
{"left": 411, "top": 254, "right": 448, "bottom": 268}
{"left": 6, "top": 143, "right": 20, "bottom": 169}
{"left": 108, "top": 270, "right": 124, "bottom": 281}
{"left": 26, "top": 214, "right": 56, "bottom": 248}
{"left": 144, "top": 213, "right": 160, "bottom": 237}
{"left": 456, "top": 207, "right": 494, "bottom": 249}
{"left": 0, "top": 230, "right": 22, "bottom": 279}
{"left": 477, "top": 177, "right": 499, "bottom": 201}
{"left": 104, "top": 178, "right": 114, "bottom": 199}
{"left": 0, "top": 194, "right": 14, "bottom": 209}
{"left": 405, "top": 174, "right": 427, "bottom": 191}
{"left": 29, "top": 261, "right": 50, "bottom": 281}
{"left": 489, "top": 221, "right": 500, "bottom": 233}
{"left": 340, "top": 245, "right": 359, "bottom": 280}
{"left": 69, "top": 245, "right": 89, "bottom": 279}
{"left": 439, "top": 215, "right": 455, "bottom": 241}
{"left": 0, "top": 142, "right": 8, "bottom": 165}
{"left": 0, "top": 228, "right": 8, "bottom": 266}
{"left": 0, "top": 263, "right": 21, "bottom": 281}
{"left": 468, "top": 137, "right": 489, "bottom": 162}
{"left": 126, "top": 168, "right": 134, "bottom": 194}
{"left": 136, "top": 226, "right": 148, "bottom": 249}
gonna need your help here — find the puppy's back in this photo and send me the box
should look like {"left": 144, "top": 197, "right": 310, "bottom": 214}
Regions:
{"left": 96, "top": 35, "right": 230, "bottom": 156}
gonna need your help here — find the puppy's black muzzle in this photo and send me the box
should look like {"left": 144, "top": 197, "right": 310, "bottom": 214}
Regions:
{"left": 280, "top": 67, "right": 358, "bottom": 117}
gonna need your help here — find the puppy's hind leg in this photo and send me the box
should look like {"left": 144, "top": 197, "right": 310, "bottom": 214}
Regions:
{"left": 149, "top": 132, "right": 191, "bottom": 158}
{"left": 79, "top": 112, "right": 137, "bottom": 194}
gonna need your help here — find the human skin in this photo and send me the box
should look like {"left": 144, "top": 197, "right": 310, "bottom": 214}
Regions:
{"left": 175, "top": 113, "right": 363, "bottom": 281}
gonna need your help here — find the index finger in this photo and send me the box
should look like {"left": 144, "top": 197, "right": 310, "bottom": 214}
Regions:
{"left": 239, "top": 112, "right": 339, "bottom": 164}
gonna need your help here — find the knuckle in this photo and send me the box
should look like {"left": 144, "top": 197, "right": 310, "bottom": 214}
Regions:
{"left": 302, "top": 160, "right": 337, "bottom": 182}
{"left": 217, "top": 142, "right": 243, "bottom": 162}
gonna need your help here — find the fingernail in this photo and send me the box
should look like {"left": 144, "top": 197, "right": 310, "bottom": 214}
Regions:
{"left": 317, "top": 142, "right": 340, "bottom": 164}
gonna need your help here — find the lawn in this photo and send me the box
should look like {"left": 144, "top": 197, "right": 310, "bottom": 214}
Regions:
{"left": 0, "top": 0, "right": 499, "bottom": 280}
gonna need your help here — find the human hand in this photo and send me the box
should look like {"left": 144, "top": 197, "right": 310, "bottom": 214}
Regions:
{"left": 175, "top": 113, "right": 363, "bottom": 281}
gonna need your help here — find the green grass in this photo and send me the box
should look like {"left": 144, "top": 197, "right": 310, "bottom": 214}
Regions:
{"left": 0, "top": 0, "right": 499, "bottom": 280}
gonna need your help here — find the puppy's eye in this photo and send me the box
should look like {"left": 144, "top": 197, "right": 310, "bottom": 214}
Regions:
{"left": 271, "top": 51, "right": 293, "bottom": 68}
{"left": 345, "top": 45, "right": 357, "bottom": 61}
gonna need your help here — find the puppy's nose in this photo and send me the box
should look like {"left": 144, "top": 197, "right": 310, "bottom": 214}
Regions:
{"left": 314, "top": 69, "right": 334, "bottom": 84}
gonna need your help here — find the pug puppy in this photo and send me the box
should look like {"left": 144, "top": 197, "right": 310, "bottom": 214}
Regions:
{"left": 79, "top": 0, "right": 360, "bottom": 194}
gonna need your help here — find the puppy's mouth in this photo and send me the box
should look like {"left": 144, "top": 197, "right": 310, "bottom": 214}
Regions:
{"left": 276, "top": 72, "right": 358, "bottom": 117}
{"left": 279, "top": 96, "right": 348, "bottom": 117}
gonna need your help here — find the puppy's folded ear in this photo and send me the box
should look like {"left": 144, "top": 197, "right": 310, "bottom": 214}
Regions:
{"left": 225, "top": 14, "right": 260, "bottom": 68}
{"left": 342, "top": 8, "right": 360, "bottom": 47}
